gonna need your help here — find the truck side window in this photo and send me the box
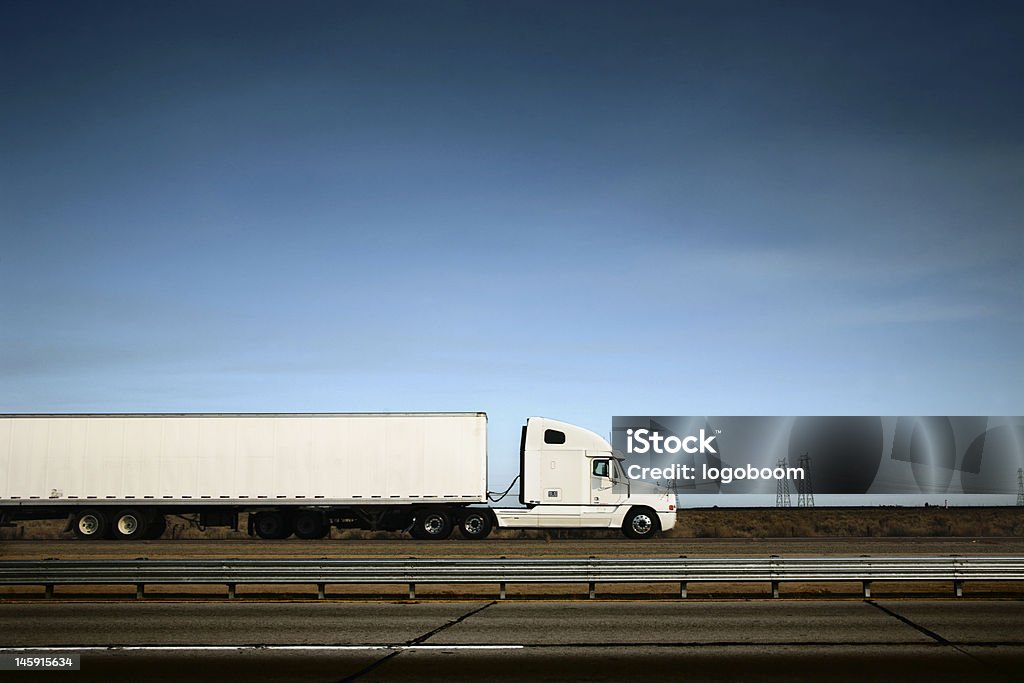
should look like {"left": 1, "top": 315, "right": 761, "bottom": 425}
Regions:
{"left": 592, "top": 460, "right": 609, "bottom": 477}
{"left": 544, "top": 429, "right": 566, "bottom": 445}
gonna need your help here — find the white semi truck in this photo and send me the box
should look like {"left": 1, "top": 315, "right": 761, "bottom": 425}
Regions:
{"left": 0, "top": 412, "right": 676, "bottom": 541}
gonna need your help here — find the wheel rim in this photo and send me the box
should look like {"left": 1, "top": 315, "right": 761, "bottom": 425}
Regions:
{"left": 79, "top": 514, "right": 100, "bottom": 535}
{"left": 632, "top": 514, "right": 653, "bottom": 535}
{"left": 423, "top": 514, "right": 444, "bottom": 535}
{"left": 117, "top": 515, "right": 138, "bottom": 535}
{"left": 464, "top": 515, "right": 483, "bottom": 534}
{"left": 259, "top": 516, "right": 281, "bottom": 535}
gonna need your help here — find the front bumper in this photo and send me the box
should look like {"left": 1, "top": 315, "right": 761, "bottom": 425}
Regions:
{"left": 658, "top": 510, "right": 677, "bottom": 531}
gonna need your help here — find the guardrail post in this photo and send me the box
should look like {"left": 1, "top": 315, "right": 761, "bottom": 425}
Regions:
{"left": 136, "top": 584, "right": 145, "bottom": 600}
{"left": 680, "top": 582, "right": 687, "bottom": 599}
{"left": 44, "top": 584, "right": 53, "bottom": 599}
{"left": 227, "top": 583, "right": 236, "bottom": 599}
{"left": 588, "top": 582, "right": 595, "bottom": 599}
{"left": 409, "top": 583, "right": 416, "bottom": 600}
{"left": 771, "top": 581, "right": 780, "bottom": 599}
{"left": 954, "top": 580, "right": 963, "bottom": 598}
{"left": 317, "top": 583, "right": 326, "bottom": 600}
{"left": 862, "top": 581, "right": 871, "bottom": 598}
{"left": 499, "top": 582, "right": 506, "bottom": 600}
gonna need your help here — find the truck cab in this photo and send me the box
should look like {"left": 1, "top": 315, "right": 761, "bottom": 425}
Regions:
{"left": 493, "top": 417, "right": 676, "bottom": 538}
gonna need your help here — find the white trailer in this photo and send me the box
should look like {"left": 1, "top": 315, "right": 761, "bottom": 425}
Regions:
{"left": 0, "top": 412, "right": 675, "bottom": 540}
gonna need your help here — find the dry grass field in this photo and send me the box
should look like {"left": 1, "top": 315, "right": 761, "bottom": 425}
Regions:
{"left": 675, "top": 506, "right": 1024, "bottom": 539}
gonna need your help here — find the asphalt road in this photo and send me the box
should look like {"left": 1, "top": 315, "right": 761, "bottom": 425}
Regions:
{"left": 3, "top": 536, "right": 1022, "bottom": 560}
{"left": 2, "top": 600, "right": 1022, "bottom": 681}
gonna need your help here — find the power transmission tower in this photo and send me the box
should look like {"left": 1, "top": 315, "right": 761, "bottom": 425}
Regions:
{"left": 1017, "top": 468, "right": 1023, "bottom": 507}
{"left": 797, "top": 453, "right": 815, "bottom": 508}
{"left": 775, "top": 458, "right": 792, "bottom": 507}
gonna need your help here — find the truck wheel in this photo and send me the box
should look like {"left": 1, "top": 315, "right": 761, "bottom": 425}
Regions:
{"left": 112, "top": 509, "right": 149, "bottom": 540}
{"left": 459, "top": 511, "right": 493, "bottom": 540}
{"left": 145, "top": 515, "right": 167, "bottom": 539}
{"left": 411, "top": 509, "right": 453, "bottom": 540}
{"left": 293, "top": 511, "right": 327, "bottom": 540}
{"left": 72, "top": 509, "right": 108, "bottom": 540}
{"left": 253, "top": 511, "right": 291, "bottom": 539}
{"left": 622, "top": 508, "right": 660, "bottom": 540}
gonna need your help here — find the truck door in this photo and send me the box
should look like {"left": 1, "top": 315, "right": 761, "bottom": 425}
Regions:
{"left": 582, "top": 456, "right": 625, "bottom": 527}
{"left": 590, "top": 458, "right": 618, "bottom": 505}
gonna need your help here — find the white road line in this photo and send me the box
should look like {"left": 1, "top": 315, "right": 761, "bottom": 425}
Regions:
{"left": 0, "top": 645, "right": 524, "bottom": 652}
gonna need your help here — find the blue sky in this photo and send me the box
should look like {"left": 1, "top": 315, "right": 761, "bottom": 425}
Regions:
{"left": 1, "top": 1, "right": 1022, "bottom": 494}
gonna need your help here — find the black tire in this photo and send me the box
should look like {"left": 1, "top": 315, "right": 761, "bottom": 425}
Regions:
{"left": 411, "top": 509, "right": 453, "bottom": 540}
{"left": 458, "top": 510, "right": 493, "bottom": 540}
{"left": 145, "top": 515, "right": 167, "bottom": 539}
{"left": 253, "top": 511, "right": 292, "bottom": 539}
{"left": 72, "top": 509, "right": 108, "bottom": 540}
{"left": 622, "top": 507, "right": 660, "bottom": 540}
{"left": 112, "top": 509, "right": 149, "bottom": 540}
{"left": 293, "top": 511, "right": 327, "bottom": 540}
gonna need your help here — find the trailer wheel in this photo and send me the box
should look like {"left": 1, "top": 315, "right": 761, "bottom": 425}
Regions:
{"left": 253, "top": 511, "right": 291, "bottom": 539}
{"left": 72, "top": 509, "right": 108, "bottom": 540}
{"left": 293, "top": 511, "right": 327, "bottom": 540}
{"left": 622, "top": 507, "right": 660, "bottom": 539}
{"left": 112, "top": 509, "right": 149, "bottom": 540}
{"left": 145, "top": 515, "right": 167, "bottom": 539}
{"left": 411, "top": 509, "right": 453, "bottom": 540}
{"left": 458, "top": 511, "right": 493, "bottom": 540}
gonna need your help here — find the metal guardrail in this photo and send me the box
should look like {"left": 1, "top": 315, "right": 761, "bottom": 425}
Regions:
{"left": 1, "top": 556, "right": 1022, "bottom": 600}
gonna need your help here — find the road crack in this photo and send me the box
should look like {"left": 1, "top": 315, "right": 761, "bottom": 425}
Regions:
{"left": 865, "top": 600, "right": 1011, "bottom": 679}
{"left": 335, "top": 601, "right": 496, "bottom": 682}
